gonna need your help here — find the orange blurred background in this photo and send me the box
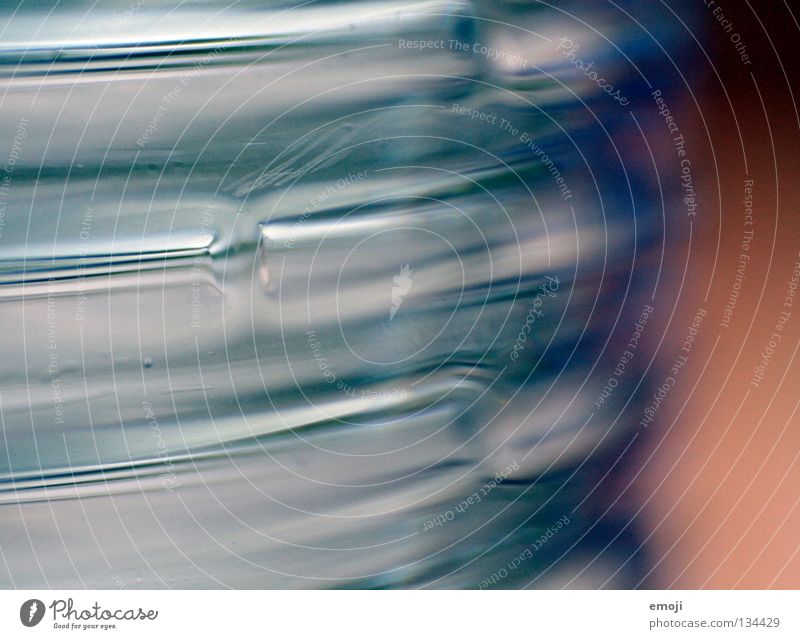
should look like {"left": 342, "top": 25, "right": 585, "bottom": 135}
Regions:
{"left": 620, "top": 1, "right": 800, "bottom": 588}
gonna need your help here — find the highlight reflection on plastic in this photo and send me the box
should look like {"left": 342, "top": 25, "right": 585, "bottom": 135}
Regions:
{"left": 0, "top": 0, "right": 688, "bottom": 588}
